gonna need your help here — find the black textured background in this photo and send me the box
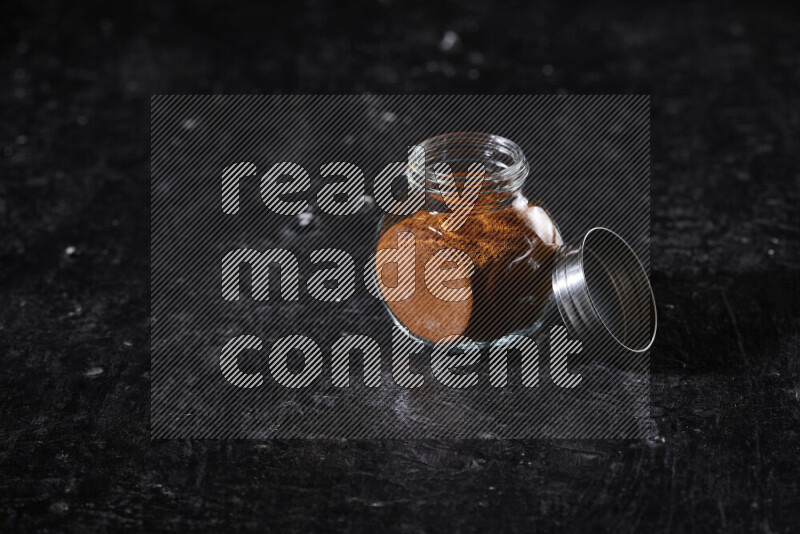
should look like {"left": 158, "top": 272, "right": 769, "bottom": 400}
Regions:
{"left": 2, "top": 1, "right": 799, "bottom": 532}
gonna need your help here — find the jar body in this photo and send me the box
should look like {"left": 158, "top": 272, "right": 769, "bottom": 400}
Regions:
{"left": 375, "top": 193, "right": 562, "bottom": 343}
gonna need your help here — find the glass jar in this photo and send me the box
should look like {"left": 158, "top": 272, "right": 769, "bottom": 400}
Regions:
{"left": 374, "top": 132, "right": 562, "bottom": 344}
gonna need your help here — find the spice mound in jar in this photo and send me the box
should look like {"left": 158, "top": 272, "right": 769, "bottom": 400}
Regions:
{"left": 376, "top": 196, "right": 562, "bottom": 343}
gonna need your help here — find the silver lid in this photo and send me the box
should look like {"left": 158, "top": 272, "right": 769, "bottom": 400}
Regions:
{"left": 551, "top": 228, "right": 657, "bottom": 353}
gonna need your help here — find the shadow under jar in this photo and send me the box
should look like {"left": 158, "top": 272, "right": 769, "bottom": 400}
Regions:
{"left": 375, "top": 132, "right": 562, "bottom": 344}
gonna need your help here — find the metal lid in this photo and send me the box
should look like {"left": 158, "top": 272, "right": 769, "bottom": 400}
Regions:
{"left": 551, "top": 228, "right": 657, "bottom": 353}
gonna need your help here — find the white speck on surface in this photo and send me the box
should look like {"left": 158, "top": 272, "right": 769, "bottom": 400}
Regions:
{"left": 85, "top": 367, "right": 104, "bottom": 378}
{"left": 440, "top": 30, "right": 460, "bottom": 52}
{"left": 297, "top": 211, "right": 314, "bottom": 227}
{"left": 123, "top": 340, "right": 133, "bottom": 348}
{"left": 65, "top": 245, "right": 77, "bottom": 256}
{"left": 49, "top": 501, "right": 69, "bottom": 513}
{"left": 381, "top": 111, "right": 396, "bottom": 123}
{"left": 768, "top": 249, "right": 775, "bottom": 256}
{"left": 182, "top": 118, "right": 197, "bottom": 130}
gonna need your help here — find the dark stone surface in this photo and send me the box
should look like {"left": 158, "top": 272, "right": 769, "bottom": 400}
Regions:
{"left": 1, "top": 1, "right": 799, "bottom": 531}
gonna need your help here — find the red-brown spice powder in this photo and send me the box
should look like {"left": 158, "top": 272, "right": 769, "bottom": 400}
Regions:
{"left": 376, "top": 199, "right": 561, "bottom": 343}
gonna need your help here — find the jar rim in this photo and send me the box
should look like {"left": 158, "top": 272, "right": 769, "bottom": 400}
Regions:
{"left": 408, "top": 132, "right": 528, "bottom": 193}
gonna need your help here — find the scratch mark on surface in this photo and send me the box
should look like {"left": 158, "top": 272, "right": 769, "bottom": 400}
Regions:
{"left": 721, "top": 289, "right": 749, "bottom": 366}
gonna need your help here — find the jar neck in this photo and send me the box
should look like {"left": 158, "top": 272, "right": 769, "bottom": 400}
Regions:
{"left": 408, "top": 132, "right": 529, "bottom": 212}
